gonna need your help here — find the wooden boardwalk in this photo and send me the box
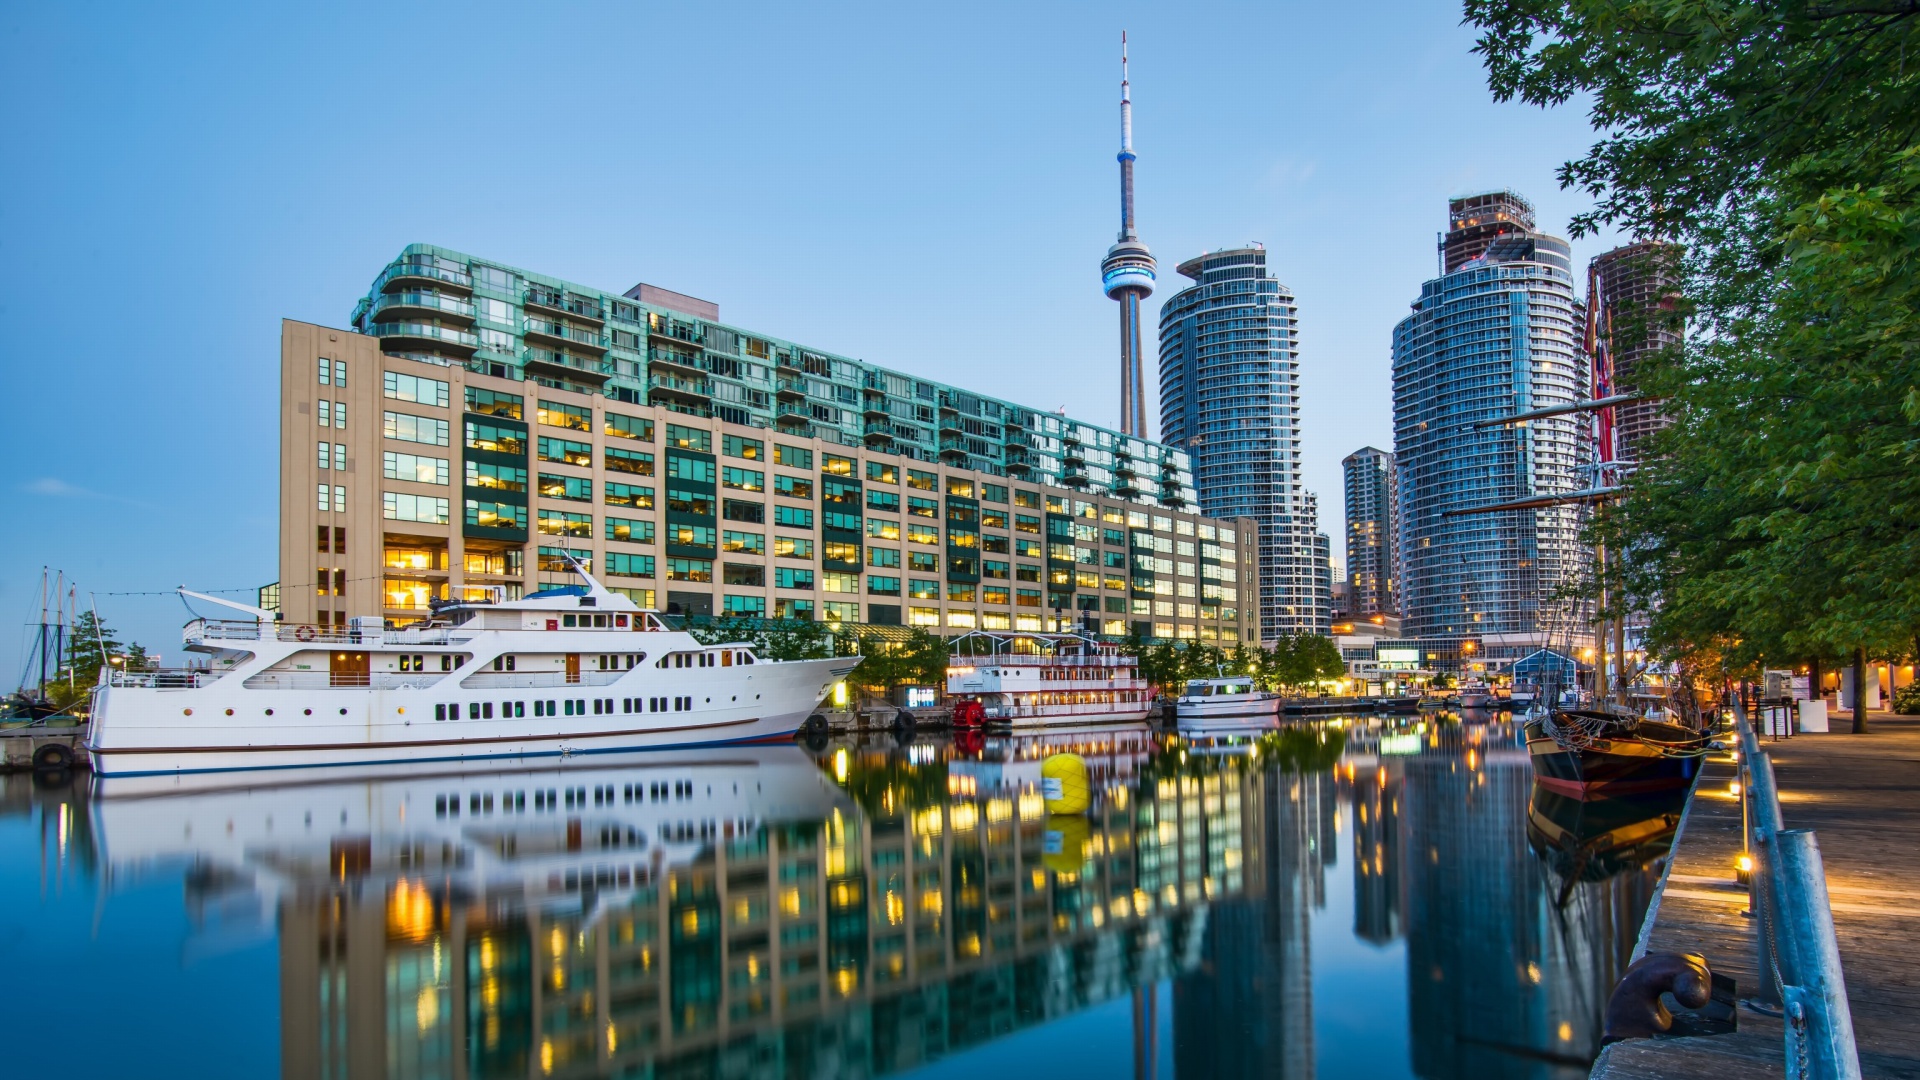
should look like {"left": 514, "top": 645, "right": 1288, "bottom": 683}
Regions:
{"left": 1593, "top": 710, "right": 1920, "bottom": 1079}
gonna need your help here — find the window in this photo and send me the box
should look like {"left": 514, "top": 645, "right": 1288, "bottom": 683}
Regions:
{"left": 724, "top": 595, "right": 766, "bottom": 616}
{"left": 909, "top": 579, "right": 939, "bottom": 599}
{"left": 774, "top": 505, "right": 813, "bottom": 528}
{"left": 538, "top": 437, "right": 592, "bottom": 466}
{"left": 1104, "top": 528, "right": 1127, "bottom": 547}
{"left": 318, "top": 357, "right": 338, "bottom": 385}
{"left": 819, "top": 572, "right": 857, "bottom": 593}
{"left": 866, "top": 490, "right": 900, "bottom": 512}
{"left": 318, "top": 525, "right": 344, "bottom": 554}
{"left": 773, "top": 443, "right": 811, "bottom": 468}
{"left": 981, "top": 483, "right": 1008, "bottom": 503}
{"left": 466, "top": 461, "right": 527, "bottom": 492}
{"left": 983, "top": 559, "right": 1009, "bottom": 578}
{"left": 947, "top": 504, "right": 978, "bottom": 526}
{"left": 605, "top": 482, "right": 654, "bottom": 509}
{"left": 607, "top": 517, "right": 654, "bottom": 544}
{"left": 1016, "top": 538, "right": 1042, "bottom": 558}
{"left": 723, "top": 434, "right": 763, "bottom": 459}
{"left": 946, "top": 478, "right": 973, "bottom": 498}
{"left": 666, "top": 456, "right": 716, "bottom": 482}
{"left": 604, "top": 412, "right": 652, "bottom": 441}
{"left": 384, "top": 492, "right": 449, "bottom": 524}
{"left": 948, "top": 530, "right": 979, "bottom": 550}
{"left": 981, "top": 509, "right": 1009, "bottom": 529}
{"left": 537, "top": 509, "right": 591, "bottom": 537}
{"left": 721, "top": 466, "right": 764, "bottom": 491}
{"left": 466, "top": 421, "right": 525, "bottom": 455}
{"left": 822, "top": 478, "right": 858, "bottom": 505}
{"left": 983, "top": 586, "right": 1010, "bottom": 605}
{"left": 865, "top": 461, "right": 897, "bottom": 484}
{"left": 668, "top": 523, "right": 717, "bottom": 546}
{"left": 904, "top": 469, "right": 936, "bottom": 491}
{"left": 867, "top": 547, "right": 900, "bottom": 568}
{"left": 721, "top": 530, "right": 764, "bottom": 554}
{"left": 724, "top": 563, "right": 765, "bottom": 587}
{"left": 317, "top": 400, "right": 345, "bottom": 429}
{"left": 1016, "top": 588, "right": 1043, "bottom": 607}
{"left": 665, "top": 424, "right": 711, "bottom": 452}
{"left": 538, "top": 400, "right": 592, "bottom": 431}
{"left": 384, "top": 372, "right": 449, "bottom": 407}
{"left": 1014, "top": 514, "right": 1041, "bottom": 533}
{"left": 668, "top": 489, "right": 714, "bottom": 516}
{"left": 605, "top": 447, "right": 655, "bottom": 475}
{"left": 1016, "top": 564, "right": 1041, "bottom": 582}
{"left": 907, "top": 497, "right": 938, "bottom": 518}
{"left": 1048, "top": 496, "right": 1069, "bottom": 514}
{"left": 384, "top": 412, "right": 449, "bottom": 446}
{"left": 666, "top": 558, "right": 713, "bottom": 582}
{"left": 823, "top": 510, "right": 860, "bottom": 532}
{"left": 982, "top": 534, "right": 1009, "bottom": 554}
{"left": 1013, "top": 489, "right": 1040, "bottom": 508}
{"left": 538, "top": 474, "right": 591, "bottom": 501}
{"left": 821, "top": 454, "right": 854, "bottom": 476}
{"left": 775, "top": 535, "right": 814, "bottom": 559}
{"left": 907, "top": 523, "right": 939, "bottom": 546}
{"left": 722, "top": 499, "right": 764, "bottom": 523}
{"left": 466, "top": 500, "right": 526, "bottom": 530}
{"left": 909, "top": 606, "right": 939, "bottom": 626}
{"left": 773, "top": 474, "right": 813, "bottom": 500}
{"left": 908, "top": 551, "right": 939, "bottom": 573}
{"left": 823, "top": 601, "right": 860, "bottom": 623}
{"left": 466, "top": 388, "right": 523, "bottom": 419}
{"left": 384, "top": 452, "right": 448, "bottom": 485}
{"left": 867, "top": 575, "right": 900, "bottom": 596}
{"left": 776, "top": 566, "right": 815, "bottom": 589}
{"left": 775, "top": 598, "right": 814, "bottom": 619}
{"left": 866, "top": 517, "right": 900, "bottom": 541}
{"left": 605, "top": 552, "right": 655, "bottom": 578}
{"left": 823, "top": 540, "right": 860, "bottom": 567}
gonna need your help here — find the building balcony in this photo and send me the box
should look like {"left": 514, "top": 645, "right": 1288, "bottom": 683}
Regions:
{"left": 863, "top": 419, "right": 897, "bottom": 438}
{"left": 524, "top": 286, "right": 604, "bottom": 323}
{"left": 647, "top": 320, "right": 703, "bottom": 347}
{"left": 375, "top": 257, "right": 472, "bottom": 293}
{"left": 647, "top": 348, "right": 706, "bottom": 374}
{"left": 521, "top": 347, "right": 611, "bottom": 383}
{"left": 647, "top": 373, "right": 712, "bottom": 400}
{"left": 366, "top": 291, "right": 475, "bottom": 324}
{"left": 1063, "top": 444, "right": 1087, "bottom": 466}
{"left": 775, "top": 401, "right": 813, "bottom": 422}
{"left": 370, "top": 321, "right": 479, "bottom": 355}
{"left": 1114, "top": 458, "right": 1138, "bottom": 478}
{"left": 523, "top": 317, "right": 607, "bottom": 353}
{"left": 775, "top": 373, "right": 808, "bottom": 400}
{"left": 1061, "top": 465, "right": 1091, "bottom": 487}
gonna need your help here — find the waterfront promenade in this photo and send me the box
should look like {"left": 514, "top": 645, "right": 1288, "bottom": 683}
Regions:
{"left": 1592, "top": 710, "right": 1920, "bottom": 1080}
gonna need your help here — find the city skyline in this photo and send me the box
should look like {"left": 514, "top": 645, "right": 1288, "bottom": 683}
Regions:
{"left": 0, "top": 3, "right": 1627, "bottom": 663}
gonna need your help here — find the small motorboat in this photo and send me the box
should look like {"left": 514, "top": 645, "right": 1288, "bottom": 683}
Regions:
{"left": 1176, "top": 677, "right": 1282, "bottom": 731}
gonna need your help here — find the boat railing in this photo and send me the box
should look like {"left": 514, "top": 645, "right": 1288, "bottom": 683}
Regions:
{"left": 240, "top": 672, "right": 456, "bottom": 690}
{"left": 184, "top": 618, "right": 470, "bottom": 648}
{"left": 1732, "top": 701, "right": 1860, "bottom": 1078}
{"left": 952, "top": 654, "right": 1135, "bottom": 668}
{"left": 458, "top": 670, "right": 631, "bottom": 689}
{"left": 106, "top": 669, "right": 224, "bottom": 689}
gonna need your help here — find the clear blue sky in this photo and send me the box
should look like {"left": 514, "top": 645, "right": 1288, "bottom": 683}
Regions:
{"left": 0, "top": 1, "right": 1621, "bottom": 670}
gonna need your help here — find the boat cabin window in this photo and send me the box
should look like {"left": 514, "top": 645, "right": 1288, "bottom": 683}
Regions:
{"left": 562, "top": 613, "right": 616, "bottom": 628}
{"left": 656, "top": 652, "right": 714, "bottom": 669}
{"left": 596, "top": 653, "right": 645, "bottom": 670}
{"left": 492, "top": 655, "right": 516, "bottom": 672}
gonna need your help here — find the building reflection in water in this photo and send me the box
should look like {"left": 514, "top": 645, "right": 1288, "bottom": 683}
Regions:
{"left": 32, "top": 716, "right": 1674, "bottom": 1080}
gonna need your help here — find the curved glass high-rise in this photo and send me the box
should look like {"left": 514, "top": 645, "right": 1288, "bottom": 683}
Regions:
{"left": 1159, "top": 245, "right": 1326, "bottom": 639}
{"left": 1392, "top": 193, "right": 1588, "bottom": 649}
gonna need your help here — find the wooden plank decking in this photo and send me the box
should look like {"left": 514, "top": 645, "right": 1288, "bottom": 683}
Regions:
{"left": 1592, "top": 710, "right": 1920, "bottom": 1079}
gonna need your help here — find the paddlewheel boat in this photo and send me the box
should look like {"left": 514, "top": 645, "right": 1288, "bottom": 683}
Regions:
{"left": 944, "top": 632, "right": 1151, "bottom": 728}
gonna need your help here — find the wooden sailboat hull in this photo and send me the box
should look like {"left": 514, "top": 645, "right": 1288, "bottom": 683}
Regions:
{"left": 1524, "top": 714, "right": 1706, "bottom": 797}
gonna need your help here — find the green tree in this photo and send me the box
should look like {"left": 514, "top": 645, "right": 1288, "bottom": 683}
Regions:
{"left": 849, "top": 628, "right": 948, "bottom": 702}
{"left": 686, "top": 616, "right": 832, "bottom": 660}
{"left": 62, "top": 610, "right": 128, "bottom": 690}
{"left": 1466, "top": 0, "right": 1920, "bottom": 684}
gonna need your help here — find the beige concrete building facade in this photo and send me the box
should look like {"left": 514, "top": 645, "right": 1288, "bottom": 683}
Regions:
{"left": 280, "top": 320, "right": 1258, "bottom": 643}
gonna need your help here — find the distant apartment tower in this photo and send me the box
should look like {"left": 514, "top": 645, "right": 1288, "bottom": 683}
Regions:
{"left": 1342, "top": 447, "right": 1397, "bottom": 616}
{"left": 1589, "top": 241, "right": 1681, "bottom": 461}
{"left": 1440, "top": 190, "right": 1538, "bottom": 273}
{"left": 1159, "top": 245, "right": 1327, "bottom": 639}
{"left": 1393, "top": 194, "right": 1589, "bottom": 651}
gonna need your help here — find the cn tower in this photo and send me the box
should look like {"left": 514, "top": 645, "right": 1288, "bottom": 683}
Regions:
{"left": 1102, "top": 31, "right": 1156, "bottom": 438}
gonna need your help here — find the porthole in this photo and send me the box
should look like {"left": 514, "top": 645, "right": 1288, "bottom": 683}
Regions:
{"left": 304, "top": 708, "right": 312, "bottom": 715}
{"left": 265, "top": 709, "right": 274, "bottom": 716}
{"left": 339, "top": 708, "right": 348, "bottom": 715}
{"left": 225, "top": 708, "right": 234, "bottom": 716}
{"left": 183, "top": 708, "right": 192, "bottom": 716}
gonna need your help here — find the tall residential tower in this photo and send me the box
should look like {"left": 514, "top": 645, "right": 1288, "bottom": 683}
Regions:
{"left": 1392, "top": 193, "right": 1588, "bottom": 660}
{"left": 1101, "top": 32, "right": 1156, "bottom": 438}
{"left": 1160, "top": 245, "right": 1327, "bottom": 639}
{"left": 1342, "top": 447, "right": 1397, "bottom": 618}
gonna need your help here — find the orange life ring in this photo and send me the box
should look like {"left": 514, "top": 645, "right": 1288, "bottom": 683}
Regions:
{"left": 294, "top": 625, "right": 316, "bottom": 642}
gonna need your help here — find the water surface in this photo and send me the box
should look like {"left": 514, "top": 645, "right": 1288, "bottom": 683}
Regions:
{"left": 0, "top": 718, "right": 1678, "bottom": 1078}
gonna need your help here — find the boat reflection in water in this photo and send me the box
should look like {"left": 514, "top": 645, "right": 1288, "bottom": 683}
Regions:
{"left": 13, "top": 715, "right": 1674, "bottom": 1079}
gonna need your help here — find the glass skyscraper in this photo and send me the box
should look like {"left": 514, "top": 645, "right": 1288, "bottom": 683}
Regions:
{"left": 1159, "top": 245, "right": 1327, "bottom": 639}
{"left": 1341, "top": 446, "right": 1398, "bottom": 617}
{"left": 1392, "top": 194, "right": 1588, "bottom": 651}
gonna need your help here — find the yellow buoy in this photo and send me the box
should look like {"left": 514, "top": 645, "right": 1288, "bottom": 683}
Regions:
{"left": 1041, "top": 753, "right": 1091, "bottom": 815}
{"left": 1043, "top": 813, "right": 1089, "bottom": 875}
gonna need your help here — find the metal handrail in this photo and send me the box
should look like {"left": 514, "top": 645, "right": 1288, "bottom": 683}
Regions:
{"left": 1734, "top": 701, "right": 1861, "bottom": 1079}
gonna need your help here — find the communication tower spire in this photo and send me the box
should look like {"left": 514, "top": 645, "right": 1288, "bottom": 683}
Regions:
{"left": 1102, "top": 31, "right": 1156, "bottom": 437}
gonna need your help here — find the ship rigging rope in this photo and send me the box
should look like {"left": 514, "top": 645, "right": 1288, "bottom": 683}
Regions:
{"left": 1542, "top": 710, "right": 1711, "bottom": 759}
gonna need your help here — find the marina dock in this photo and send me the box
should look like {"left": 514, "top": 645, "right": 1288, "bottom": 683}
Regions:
{"left": 1591, "top": 711, "right": 1920, "bottom": 1079}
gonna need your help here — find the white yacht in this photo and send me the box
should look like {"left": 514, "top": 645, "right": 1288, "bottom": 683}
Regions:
{"left": 88, "top": 562, "right": 859, "bottom": 777}
{"left": 1457, "top": 679, "right": 1496, "bottom": 710}
{"left": 943, "top": 632, "right": 1151, "bottom": 727}
{"left": 1175, "top": 676, "right": 1282, "bottom": 730}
